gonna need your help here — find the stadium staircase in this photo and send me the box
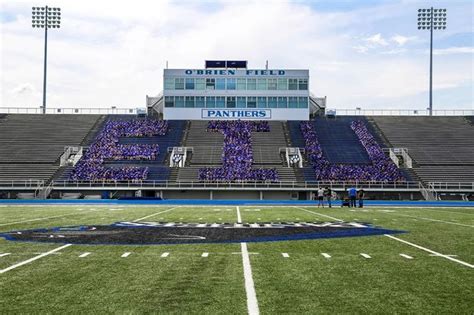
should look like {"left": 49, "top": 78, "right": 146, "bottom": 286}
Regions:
{"left": 0, "top": 114, "right": 102, "bottom": 182}
{"left": 176, "top": 121, "right": 297, "bottom": 182}
{"left": 372, "top": 116, "right": 474, "bottom": 183}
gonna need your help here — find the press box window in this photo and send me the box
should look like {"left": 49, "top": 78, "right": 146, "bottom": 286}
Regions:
{"left": 185, "top": 78, "right": 195, "bottom": 90}
{"left": 206, "top": 97, "right": 216, "bottom": 108}
{"left": 175, "top": 78, "right": 184, "bottom": 90}
{"left": 227, "top": 78, "right": 236, "bottom": 90}
{"left": 195, "top": 78, "right": 205, "bottom": 90}
{"left": 288, "top": 97, "right": 298, "bottom": 108}
{"left": 257, "top": 97, "right": 267, "bottom": 108}
{"left": 236, "top": 78, "right": 246, "bottom": 90}
{"left": 237, "top": 97, "right": 246, "bottom": 108}
{"left": 175, "top": 96, "right": 185, "bottom": 107}
{"left": 185, "top": 96, "right": 195, "bottom": 108}
{"left": 165, "top": 96, "right": 174, "bottom": 107}
{"left": 206, "top": 78, "right": 215, "bottom": 90}
{"left": 278, "top": 97, "right": 288, "bottom": 108}
{"left": 247, "top": 97, "right": 257, "bottom": 108}
{"left": 268, "top": 97, "right": 278, "bottom": 108}
{"left": 298, "top": 79, "right": 308, "bottom": 90}
{"left": 277, "top": 78, "right": 287, "bottom": 90}
{"left": 267, "top": 79, "right": 277, "bottom": 90}
{"left": 257, "top": 79, "right": 267, "bottom": 90}
{"left": 216, "top": 96, "right": 226, "bottom": 108}
{"left": 196, "top": 96, "right": 205, "bottom": 108}
{"left": 216, "top": 78, "right": 226, "bottom": 90}
{"left": 164, "top": 78, "right": 175, "bottom": 90}
{"left": 247, "top": 78, "right": 256, "bottom": 90}
{"left": 226, "top": 96, "right": 236, "bottom": 108}
{"left": 298, "top": 97, "right": 308, "bottom": 108}
{"left": 288, "top": 79, "right": 298, "bottom": 90}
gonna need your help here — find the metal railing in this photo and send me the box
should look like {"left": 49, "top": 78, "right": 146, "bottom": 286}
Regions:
{"left": 1, "top": 180, "right": 473, "bottom": 192}
{"left": 0, "top": 180, "right": 45, "bottom": 188}
{"left": 0, "top": 107, "right": 146, "bottom": 115}
{"left": 327, "top": 109, "right": 474, "bottom": 116}
{"left": 49, "top": 180, "right": 423, "bottom": 190}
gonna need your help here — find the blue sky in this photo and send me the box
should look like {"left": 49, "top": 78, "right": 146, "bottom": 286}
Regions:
{"left": 1, "top": 0, "right": 472, "bottom": 110}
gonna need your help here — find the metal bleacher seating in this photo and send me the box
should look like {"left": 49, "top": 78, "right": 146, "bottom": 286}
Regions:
{"left": 372, "top": 116, "right": 474, "bottom": 182}
{"left": 176, "top": 121, "right": 297, "bottom": 182}
{"left": 0, "top": 114, "right": 102, "bottom": 182}
{"left": 312, "top": 117, "right": 370, "bottom": 164}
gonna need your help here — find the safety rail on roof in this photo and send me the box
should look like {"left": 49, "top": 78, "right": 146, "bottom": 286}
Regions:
{"left": 327, "top": 109, "right": 474, "bottom": 116}
{"left": 0, "top": 107, "right": 146, "bottom": 115}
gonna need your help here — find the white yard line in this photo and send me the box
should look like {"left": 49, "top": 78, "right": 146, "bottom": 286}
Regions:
{"left": 79, "top": 252, "right": 91, "bottom": 258}
{"left": 385, "top": 234, "right": 474, "bottom": 268}
{"left": 0, "top": 244, "right": 72, "bottom": 274}
{"left": 381, "top": 212, "right": 473, "bottom": 228}
{"left": 0, "top": 253, "right": 11, "bottom": 257}
{"left": 121, "top": 252, "right": 131, "bottom": 258}
{"left": 321, "top": 253, "right": 331, "bottom": 259}
{"left": 294, "top": 207, "right": 343, "bottom": 222}
{"left": 237, "top": 206, "right": 259, "bottom": 315}
{"left": 236, "top": 206, "right": 242, "bottom": 223}
{"left": 282, "top": 253, "right": 290, "bottom": 258}
{"left": 360, "top": 253, "right": 371, "bottom": 259}
{"left": 161, "top": 252, "right": 170, "bottom": 258}
{"left": 241, "top": 242, "right": 260, "bottom": 315}
{"left": 0, "top": 211, "right": 93, "bottom": 227}
{"left": 132, "top": 206, "right": 179, "bottom": 222}
{"left": 201, "top": 252, "right": 209, "bottom": 257}
{"left": 399, "top": 254, "right": 413, "bottom": 259}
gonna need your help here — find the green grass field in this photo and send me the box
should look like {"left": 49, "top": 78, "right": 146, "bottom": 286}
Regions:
{"left": 0, "top": 204, "right": 473, "bottom": 314}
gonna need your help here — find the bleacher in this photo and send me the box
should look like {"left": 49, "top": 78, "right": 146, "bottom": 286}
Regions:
{"left": 0, "top": 114, "right": 102, "bottom": 182}
{"left": 312, "top": 117, "right": 370, "bottom": 164}
{"left": 372, "top": 116, "right": 474, "bottom": 182}
{"left": 176, "top": 120, "right": 297, "bottom": 182}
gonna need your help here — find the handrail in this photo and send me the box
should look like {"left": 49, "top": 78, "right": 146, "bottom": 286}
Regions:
{"left": 0, "top": 107, "right": 145, "bottom": 115}
{"left": 1, "top": 180, "right": 473, "bottom": 191}
{"left": 325, "top": 109, "right": 474, "bottom": 116}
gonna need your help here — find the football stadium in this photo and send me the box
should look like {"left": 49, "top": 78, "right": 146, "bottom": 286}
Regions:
{"left": 1, "top": 1, "right": 473, "bottom": 314}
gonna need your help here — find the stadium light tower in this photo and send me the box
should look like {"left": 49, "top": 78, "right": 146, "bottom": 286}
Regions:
{"left": 32, "top": 6, "right": 61, "bottom": 114}
{"left": 417, "top": 7, "right": 447, "bottom": 116}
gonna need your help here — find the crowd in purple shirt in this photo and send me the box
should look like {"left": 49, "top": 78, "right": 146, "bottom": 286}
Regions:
{"left": 199, "top": 120, "right": 279, "bottom": 182}
{"left": 70, "top": 119, "right": 168, "bottom": 181}
{"left": 300, "top": 120, "right": 405, "bottom": 182}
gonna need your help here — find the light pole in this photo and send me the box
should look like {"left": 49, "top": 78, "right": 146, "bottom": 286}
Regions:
{"left": 417, "top": 8, "right": 447, "bottom": 116}
{"left": 32, "top": 6, "right": 61, "bottom": 114}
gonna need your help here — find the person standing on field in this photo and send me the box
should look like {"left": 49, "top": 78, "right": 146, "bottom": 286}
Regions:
{"left": 358, "top": 188, "right": 365, "bottom": 208}
{"left": 348, "top": 186, "right": 357, "bottom": 208}
{"left": 317, "top": 187, "right": 325, "bottom": 207}
{"left": 324, "top": 187, "right": 332, "bottom": 208}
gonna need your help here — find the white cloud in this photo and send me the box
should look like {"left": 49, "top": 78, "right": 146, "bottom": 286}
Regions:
{"left": 391, "top": 35, "right": 416, "bottom": 46}
{"left": 433, "top": 47, "right": 474, "bottom": 55}
{"left": 365, "top": 33, "right": 388, "bottom": 46}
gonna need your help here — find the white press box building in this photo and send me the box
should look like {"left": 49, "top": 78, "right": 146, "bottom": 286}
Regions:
{"left": 147, "top": 60, "right": 326, "bottom": 120}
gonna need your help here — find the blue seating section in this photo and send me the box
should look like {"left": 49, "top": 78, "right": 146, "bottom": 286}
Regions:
{"left": 312, "top": 117, "right": 370, "bottom": 164}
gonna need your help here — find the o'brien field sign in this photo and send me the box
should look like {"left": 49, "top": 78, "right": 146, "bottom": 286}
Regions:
{"left": 184, "top": 69, "right": 286, "bottom": 75}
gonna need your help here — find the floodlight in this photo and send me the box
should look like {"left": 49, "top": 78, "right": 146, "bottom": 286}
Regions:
{"left": 416, "top": 7, "right": 448, "bottom": 116}
{"left": 31, "top": 6, "right": 62, "bottom": 114}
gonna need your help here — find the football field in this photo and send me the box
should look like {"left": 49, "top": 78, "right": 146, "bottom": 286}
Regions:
{"left": 0, "top": 204, "right": 473, "bottom": 314}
